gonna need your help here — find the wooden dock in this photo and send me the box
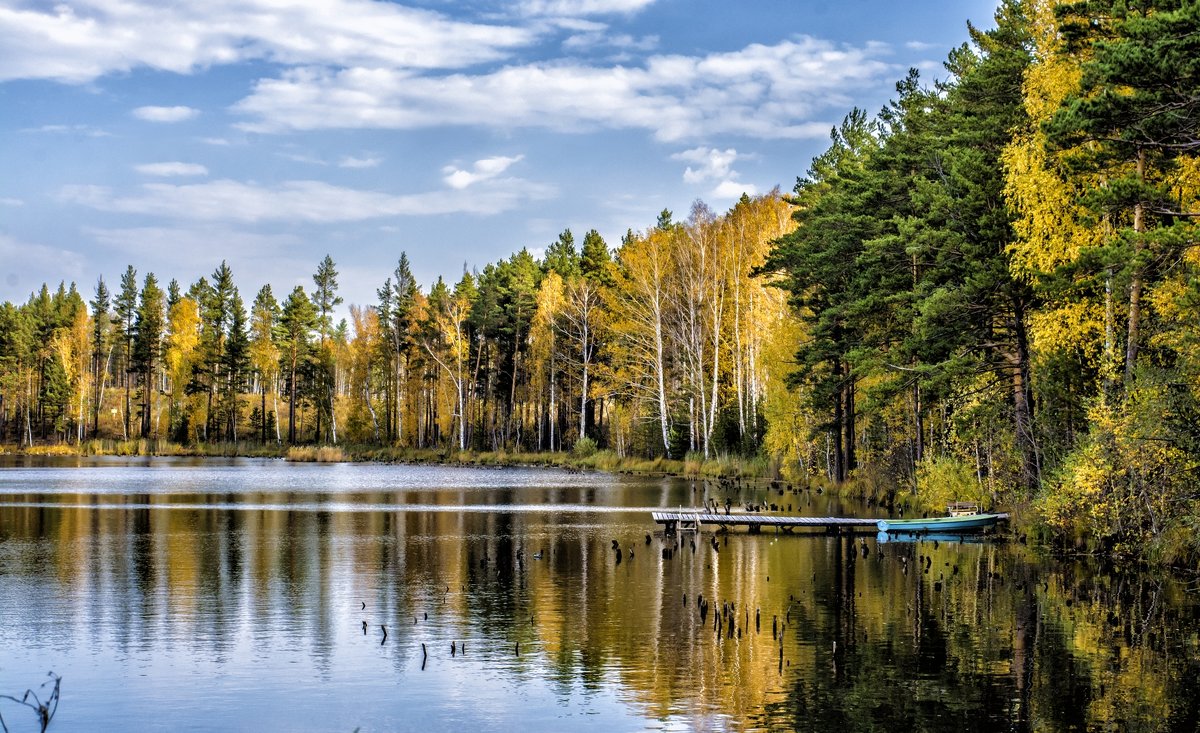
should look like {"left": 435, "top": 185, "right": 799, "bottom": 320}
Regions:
{"left": 651, "top": 511, "right": 880, "bottom": 535}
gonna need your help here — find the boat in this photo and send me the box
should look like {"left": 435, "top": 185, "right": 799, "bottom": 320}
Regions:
{"left": 876, "top": 512, "right": 1008, "bottom": 534}
{"left": 875, "top": 531, "right": 994, "bottom": 545}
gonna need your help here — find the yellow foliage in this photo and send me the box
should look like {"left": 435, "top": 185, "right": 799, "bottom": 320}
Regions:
{"left": 761, "top": 310, "right": 814, "bottom": 480}
{"left": 1027, "top": 301, "right": 1105, "bottom": 366}
{"left": 166, "top": 297, "right": 200, "bottom": 398}
{"left": 915, "top": 456, "right": 985, "bottom": 509}
{"left": 1040, "top": 388, "right": 1200, "bottom": 559}
{"left": 1002, "top": 0, "right": 1096, "bottom": 279}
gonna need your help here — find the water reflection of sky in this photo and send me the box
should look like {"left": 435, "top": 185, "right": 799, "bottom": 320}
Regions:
{"left": 1, "top": 458, "right": 1197, "bottom": 732}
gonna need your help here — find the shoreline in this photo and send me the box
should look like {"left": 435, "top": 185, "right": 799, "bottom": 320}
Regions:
{"left": 0, "top": 440, "right": 1007, "bottom": 526}
{"left": 1, "top": 439, "right": 792, "bottom": 482}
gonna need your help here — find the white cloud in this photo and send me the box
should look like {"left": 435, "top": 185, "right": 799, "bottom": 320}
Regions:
{"left": 338, "top": 155, "right": 382, "bottom": 169}
{"left": 442, "top": 155, "right": 524, "bottom": 189}
{"left": 710, "top": 180, "right": 757, "bottom": 199}
{"left": 134, "top": 162, "right": 209, "bottom": 177}
{"left": 673, "top": 147, "right": 758, "bottom": 200}
{"left": 0, "top": 1, "right": 535, "bottom": 84}
{"left": 20, "top": 123, "right": 110, "bottom": 137}
{"left": 61, "top": 177, "right": 554, "bottom": 223}
{"left": 0, "top": 197, "right": 24, "bottom": 207}
{"left": 233, "top": 37, "right": 892, "bottom": 140}
{"left": 545, "top": 18, "right": 607, "bottom": 32}
{"left": 562, "top": 31, "right": 658, "bottom": 52}
{"left": 672, "top": 147, "right": 742, "bottom": 184}
{"left": 133, "top": 105, "right": 199, "bottom": 123}
{"left": 518, "top": 0, "right": 658, "bottom": 16}
{"left": 200, "top": 137, "right": 232, "bottom": 146}
{"left": 277, "top": 151, "right": 328, "bottom": 166}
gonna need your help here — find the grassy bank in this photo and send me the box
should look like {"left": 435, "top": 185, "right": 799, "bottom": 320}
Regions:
{"left": 1, "top": 440, "right": 1017, "bottom": 534}
{"left": 2, "top": 439, "right": 793, "bottom": 482}
{"left": 7, "top": 440, "right": 977, "bottom": 510}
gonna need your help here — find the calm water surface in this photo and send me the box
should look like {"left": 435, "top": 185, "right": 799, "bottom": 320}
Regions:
{"left": 0, "top": 457, "right": 1197, "bottom": 732}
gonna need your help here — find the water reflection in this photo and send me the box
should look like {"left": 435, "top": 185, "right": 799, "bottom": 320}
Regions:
{"left": 0, "top": 458, "right": 1197, "bottom": 731}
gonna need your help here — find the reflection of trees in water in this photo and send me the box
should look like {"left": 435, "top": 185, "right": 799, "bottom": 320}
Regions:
{"left": 4, "top": 500, "right": 1200, "bottom": 730}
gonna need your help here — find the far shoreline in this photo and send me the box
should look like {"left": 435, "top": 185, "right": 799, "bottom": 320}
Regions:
{"left": 1, "top": 439, "right": 791, "bottom": 482}
{"left": 0, "top": 439, "right": 1009, "bottom": 528}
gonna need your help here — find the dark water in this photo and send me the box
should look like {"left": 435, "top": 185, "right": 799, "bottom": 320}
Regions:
{"left": 0, "top": 457, "right": 1197, "bottom": 732}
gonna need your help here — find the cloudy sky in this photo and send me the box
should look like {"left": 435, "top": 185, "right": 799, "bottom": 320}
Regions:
{"left": 0, "top": 0, "right": 999, "bottom": 308}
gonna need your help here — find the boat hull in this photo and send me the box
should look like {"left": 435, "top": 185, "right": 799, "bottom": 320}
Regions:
{"left": 876, "top": 513, "right": 1006, "bottom": 533}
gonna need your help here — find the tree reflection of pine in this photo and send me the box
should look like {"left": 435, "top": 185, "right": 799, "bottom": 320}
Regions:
{"left": 3, "top": 492, "right": 1198, "bottom": 731}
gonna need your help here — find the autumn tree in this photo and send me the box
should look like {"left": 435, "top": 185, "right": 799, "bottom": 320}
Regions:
{"left": 421, "top": 275, "right": 475, "bottom": 451}
{"left": 165, "top": 293, "right": 201, "bottom": 442}
{"left": 1047, "top": 0, "right": 1200, "bottom": 382}
{"left": 529, "top": 270, "right": 565, "bottom": 450}
{"left": 611, "top": 222, "right": 676, "bottom": 456}
{"left": 246, "top": 286, "right": 280, "bottom": 444}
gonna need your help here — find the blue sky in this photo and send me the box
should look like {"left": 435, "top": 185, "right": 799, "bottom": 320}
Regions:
{"left": 0, "top": 0, "right": 1000, "bottom": 308}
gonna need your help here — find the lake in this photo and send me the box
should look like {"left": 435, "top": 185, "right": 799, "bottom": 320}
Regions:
{"left": 0, "top": 457, "right": 1197, "bottom": 732}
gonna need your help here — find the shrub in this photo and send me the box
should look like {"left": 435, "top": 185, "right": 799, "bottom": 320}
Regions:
{"left": 572, "top": 436, "right": 598, "bottom": 458}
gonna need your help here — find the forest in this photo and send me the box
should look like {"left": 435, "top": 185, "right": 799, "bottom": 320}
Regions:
{"left": 1, "top": 0, "right": 1197, "bottom": 564}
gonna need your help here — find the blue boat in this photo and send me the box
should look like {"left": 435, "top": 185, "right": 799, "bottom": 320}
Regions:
{"left": 875, "top": 531, "right": 991, "bottom": 545}
{"left": 876, "top": 513, "right": 1008, "bottom": 534}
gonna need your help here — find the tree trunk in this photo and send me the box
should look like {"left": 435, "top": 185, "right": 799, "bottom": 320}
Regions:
{"left": 1125, "top": 149, "right": 1146, "bottom": 382}
{"left": 654, "top": 316, "right": 670, "bottom": 456}
{"left": 141, "top": 362, "right": 152, "bottom": 439}
{"left": 123, "top": 352, "right": 131, "bottom": 440}
{"left": 288, "top": 353, "right": 298, "bottom": 444}
{"left": 315, "top": 369, "right": 323, "bottom": 443}
{"left": 832, "top": 360, "right": 844, "bottom": 483}
{"left": 365, "top": 382, "right": 379, "bottom": 442}
{"left": 844, "top": 373, "right": 856, "bottom": 476}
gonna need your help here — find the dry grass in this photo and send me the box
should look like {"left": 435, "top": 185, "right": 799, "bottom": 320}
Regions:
{"left": 21, "top": 444, "right": 78, "bottom": 456}
{"left": 5, "top": 438, "right": 782, "bottom": 486}
{"left": 286, "top": 445, "right": 348, "bottom": 462}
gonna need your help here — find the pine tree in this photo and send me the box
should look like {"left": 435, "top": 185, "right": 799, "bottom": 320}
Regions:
{"left": 544, "top": 229, "right": 580, "bottom": 279}
{"left": 89, "top": 277, "right": 111, "bottom": 437}
{"left": 1048, "top": 0, "right": 1200, "bottom": 381}
{"left": 193, "top": 263, "right": 235, "bottom": 440}
{"left": 580, "top": 229, "right": 614, "bottom": 286}
{"left": 132, "top": 273, "right": 165, "bottom": 438}
{"left": 387, "top": 253, "right": 418, "bottom": 443}
{"left": 900, "top": 0, "right": 1040, "bottom": 488}
{"left": 279, "top": 286, "right": 316, "bottom": 444}
{"left": 762, "top": 109, "right": 880, "bottom": 481}
{"left": 223, "top": 289, "right": 250, "bottom": 441}
{"left": 114, "top": 265, "right": 138, "bottom": 440}
{"left": 312, "top": 254, "right": 343, "bottom": 442}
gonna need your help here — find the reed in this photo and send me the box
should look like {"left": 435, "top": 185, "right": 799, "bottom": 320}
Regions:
{"left": 285, "top": 445, "right": 348, "bottom": 462}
